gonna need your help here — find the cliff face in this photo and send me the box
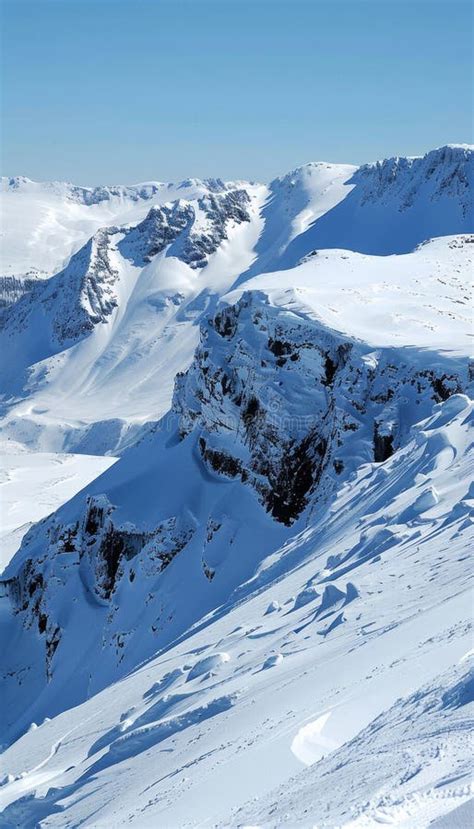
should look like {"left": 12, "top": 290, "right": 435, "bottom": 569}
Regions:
{"left": 173, "top": 292, "right": 464, "bottom": 524}
{"left": 355, "top": 145, "right": 473, "bottom": 216}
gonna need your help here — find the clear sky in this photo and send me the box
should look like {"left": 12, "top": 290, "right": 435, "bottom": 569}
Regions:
{"left": 1, "top": 0, "right": 472, "bottom": 185}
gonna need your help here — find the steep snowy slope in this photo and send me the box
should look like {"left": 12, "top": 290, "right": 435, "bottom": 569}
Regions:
{"left": 237, "top": 658, "right": 474, "bottom": 828}
{"left": 278, "top": 144, "right": 473, "bottom": 265}
{"left": 0, "top": 392, "right": 472, "bottom": 827}
{"left": 232, "top": 159, "right": 357, "bottom": 284}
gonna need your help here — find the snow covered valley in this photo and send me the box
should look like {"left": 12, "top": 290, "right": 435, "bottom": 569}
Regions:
{"left": 0, "top": 145, "right": 473, "bottom": 828}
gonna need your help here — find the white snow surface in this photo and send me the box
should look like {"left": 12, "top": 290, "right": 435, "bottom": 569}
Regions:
{"left": 0, "top": 145, "right": 473, "bottom": 828}
{"left": 0, "top": 396, "right": 472, "bottom": 827}
{"left": 226, "top": 235, "right": 473, "bottom": 355}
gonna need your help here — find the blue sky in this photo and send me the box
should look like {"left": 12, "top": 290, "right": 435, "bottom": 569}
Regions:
{"left": 1, "top": 0, "right": 472, "bottom": 184}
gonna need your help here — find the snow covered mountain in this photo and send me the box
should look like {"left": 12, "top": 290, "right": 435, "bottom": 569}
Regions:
{"left": 0, "top": 145, "right": 473, "bottom": 828}
{"left": 1, "top": 145, "right": 472, "bottom": 458}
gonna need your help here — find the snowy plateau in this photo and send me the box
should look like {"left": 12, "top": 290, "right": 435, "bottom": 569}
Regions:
{"left": 0, "top": 144, "right": 473, "bottom": 828}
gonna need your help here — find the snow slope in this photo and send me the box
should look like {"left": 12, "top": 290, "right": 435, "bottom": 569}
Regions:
{"left": 278, "top": 144, "right": 474, "bottom": 264}
{"left": 0, "top": 393, "right": 472, "bottom": 827}
{"left": 227, "top": 235, "right": 474, "bottom": 355}
{"left": 237, "top": 658, "right": 474, "bottom": 828}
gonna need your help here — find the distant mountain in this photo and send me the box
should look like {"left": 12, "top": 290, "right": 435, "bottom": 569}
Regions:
{"left": 278, "top": 144, "right": 474, "bottom": 264}
{"left": 0, "top": 146, "right": 472, "bottom": 456}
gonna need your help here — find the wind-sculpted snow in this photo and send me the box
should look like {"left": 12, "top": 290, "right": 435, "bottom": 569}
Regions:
{"left": 237, "top": 661, "right": 474, "bottom": 828}
{"left": 0, "top": 394, "right": 472, "bottom": 827}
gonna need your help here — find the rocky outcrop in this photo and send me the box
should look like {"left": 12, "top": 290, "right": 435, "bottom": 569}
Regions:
{"left": 355, "top": 145, "right": 473, "bottom": 216}
{"left": 120, "top": 189, "right": 251, "bottom": 269}
{"left": 2, "top": 188, "right": 252, "bottom": 351}
{"left": 173, "top": 293, "right": 467, "bottom": 525}
{"left": 3, "top": 227, "right": 121, "bottom": 346}
{"left": 0, "top": 273, "right": 42, "bottom": 313}
{"left": 0, "top": 492, "right": 195, "bottom": 682}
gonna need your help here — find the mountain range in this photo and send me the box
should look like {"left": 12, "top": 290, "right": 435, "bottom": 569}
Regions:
{"left": 0, "top": 144, "right": 473, "bottom": 828}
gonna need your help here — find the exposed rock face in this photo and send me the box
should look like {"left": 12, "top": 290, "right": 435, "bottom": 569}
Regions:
{"left": 52, "top": 229, "right": 121, "bottom": 342}
{"left": 119, "top": 202, "right": 194, "bottom": 265}
{"left": 277, "top": 145, "right": 474, "bottom": 263}
{"left": 182, "top": 190, "right": 251, "bottom": 268}
{"left": 1, "top": 492, "right": 195, "bottom": 683}
{"left": 120, "top": 189, "right": 251, "bottom": 268}
{"left": 0, "top": 273, "right": 42, "bottom": 313}
{"left": 2, "top": 188, "right": 251, "bottom": 350}
{"left": 355, "top": 145, "right": 473, "bottom": 216}
{"left": 3, "top": 227, "right": 121, "bottom": 346}
{"left": 373, "top": 422, "right": 394, "bottom": 463}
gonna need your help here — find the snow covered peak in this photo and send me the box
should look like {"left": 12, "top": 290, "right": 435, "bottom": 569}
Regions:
{"left": 1, "top": 174, "right": 245, "bottom": 204}
{"left": 2, "top": 175, "right": 35, "bottom": 190}
{"left": 274, "top": 145, "right": 474, "bottom": 262}
{"left": 271, "top": 160, "right": 356, "bottom": 187}
{"left": 176, "top": 176, "right": 227, "bottom": 192}
{"left": 1, "top": 186, "right": 253, "bottom": 358}
{"left": 1, "top": 175, "right": 167, "bottom": 204}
